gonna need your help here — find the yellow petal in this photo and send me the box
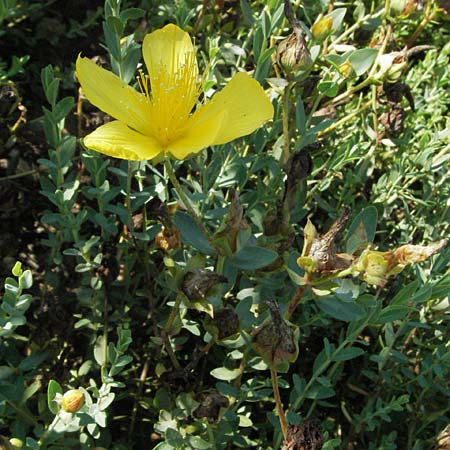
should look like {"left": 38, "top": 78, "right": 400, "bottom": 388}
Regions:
{"left": 83, "top": 121, "right": 163, "bottom": 161}
{"left": 142, "top": 24, "right": 198, "bottom": 88}
{"left": 191, "top": 72, "right": 274, "bottom": 146}
{"left": 76, "top": 56, "right": 151, "bottom": 135}
{"left": 142, "top": 24, "right": 200, "bottom": 143}
{"left": 167, "top": 111, "right": 226, "bottom": 160}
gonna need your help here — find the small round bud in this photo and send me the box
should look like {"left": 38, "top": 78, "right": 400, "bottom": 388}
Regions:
{"left": 61, "top": 389, "right": 85, "bottom": 413}
{"left": 311, "top": 16, "right": 333, "bottom": 43}
{"left": 339, "top": 59, "right": 353, "bottom": 79}
{"left": 9, "top": 439, "right": 23, "bottom": 449}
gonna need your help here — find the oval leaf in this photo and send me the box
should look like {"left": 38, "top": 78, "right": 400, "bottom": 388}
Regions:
{"left": 230, "top": 246, "right": 278, "bottom": 270}
{"left": 47, "top": 380, "right": 63, "bottom": 414}
{"left": 317, "top": 297, "right": 366, "bottom": 322}
{"left": 210, "top": 367, "right": 241, "bottom": 381}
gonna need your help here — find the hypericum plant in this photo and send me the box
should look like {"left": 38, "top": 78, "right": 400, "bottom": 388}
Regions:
{"left": 9, "top": 0, "right": 446, "bottom": 448}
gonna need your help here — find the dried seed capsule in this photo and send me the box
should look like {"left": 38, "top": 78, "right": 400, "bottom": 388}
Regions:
{"left": 251, "top": 300, "right": 299, "bottom": 367}
{"left": 276, "top": 31, "right": 312, "bottom": 76}
{"left": 181, "top": 269, "right": 227, "bottom": 300}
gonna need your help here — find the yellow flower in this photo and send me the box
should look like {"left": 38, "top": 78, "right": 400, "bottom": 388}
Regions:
{"left": 76, "top": 24, "right": 274, "bottom": 161}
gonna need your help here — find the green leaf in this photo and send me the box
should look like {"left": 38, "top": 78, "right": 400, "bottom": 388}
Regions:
{"left": 390, "top": 280, "right": 418, "bottom": 305}
{"left": 296, "top": 97, "right": 306, "bottom": 135}
{"left": 230, "top": 246, "right": 278, "bottom": 270}
{"left": 374, "top": 305, "right": 410, "bottom": 324}
{"left": 12, "top": 261, "right": 23, "bottom": 277}
{"left": 47, "top": 380, "right": 63, "bottom": 414}
{"left": 210, "top": 367, "right": 241, "bottom": 381}
{"left": 119, "top": 7, "right": 144, "bottom": 23}
{"left": 46, "top": 79, "right": 60, "bottom": 106}
{"left": 19, "top": 270, "right": 33, "bottom": 290}
{"left": 304, "top": 384, "right": 335, "bottom": 399}
{"left": 188, "top": 436, "right": 212, "bottom": 449}
{"left": 329, "top": 8, "right": 347, "bottom": 32}
{"left": 318, "top": 81, "right": 339, "bottom": 97}
{"left": 240, "top": 0, "right": 255, "bottom": 25}
{"left": 173, "top": 211, "right": 215, "bottom": 255}
{"left": 346, "top": 206, "right": 378, "bottom": 254}
{"left": 349, "top": 48, "right": 378, "bottom": 76}
{"left": 54, "top": 97, "right": 74, "bottom": 122}
{"left": 316, "top": 297, "right": 366, "bottom": 321}
{"left": 332, "top": 347, "right": 365, "bottom": 361}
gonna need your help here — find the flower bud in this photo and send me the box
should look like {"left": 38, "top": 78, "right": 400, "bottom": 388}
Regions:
{"left": 339, "top": 59, "right": 353, "bottom": 78}
{"left": 276, "top": 32, "right": 312, "bottom": 76}
{"left": 374, "top": 52, "right": 407, "bottom": 83}
{"left": 356, "top": 250, "right": 390, "bottom": 286}
{"left": 390, "top": 0, "right": 416, "bottom": 17}
{"left": 9, "top": 439, "right": 22, "bottom": 450}
{"left": 61, "top": 389, "right": 85, "bottom": 413}
{"left": 311, "top": 16, "right": 333, "bottom": 43}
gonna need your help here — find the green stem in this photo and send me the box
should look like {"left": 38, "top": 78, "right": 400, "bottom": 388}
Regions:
{"left": 164, "top": 293, "right": 183, "bottom": 334}
{"left": 318, "top": 100, "right": 371, "bottom": 137}
{"left": 281, "top": 85, "right": 291, "bottom": 166}
{"left": 164, "top": 158, "right": 211, "bottom": 240}
{"left": 0, "top": 169, "right": 42, "bottom": 182}
{"left": 207, "top": 422, "right": 217, "bottom": 450}
{"left": 271, "top": 365, "right": 288, "bottom": 439}
{"left": 162, "top": 293, "right": 184, "bottom": 369}
{"left": 38, "top": 413, "right": 61, "bottom": 446}
{"left": 126, "top": 161, "right": 134, "bottom": 233}
{"left": 4, "top": 399, "right": 39, "bottom": 426}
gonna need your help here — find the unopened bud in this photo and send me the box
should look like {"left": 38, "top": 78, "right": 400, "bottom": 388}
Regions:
{"left": 61, "top": 389, "right": 85, "bottom": 413}
{"left": 276, "top": 32, "right": 312, "bottom": 76}
{"left": 9, "top": 439, "right": 22, "bottom": 450}
{"left": 311, "top": 16, "right": 333, "bottom": 43}
{"left": 375, "top": 52, "right": 407, "bottom": 83}
{"left": 356, "top": 250, "right": 390, "bottom": 286}
{"left": 339, "top": 59, "right": 353, "bottom": 78}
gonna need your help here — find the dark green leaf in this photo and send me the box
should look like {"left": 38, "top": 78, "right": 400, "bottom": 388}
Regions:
{"left": 230, "top": 246, "right": 278, "bottom": 270}
{"left": 374, "top": 305, "right": 410, "bottom": 324}
{"left": 317, "top": 297, "right": 366, "bottom": 321}
{"left": 173, "top": 211, "right": 215, "bottom": 255}
{"left": 332, "top": 347, "right": 365, "bottom": 361}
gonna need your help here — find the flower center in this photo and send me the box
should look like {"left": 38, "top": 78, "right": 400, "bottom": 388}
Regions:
{"left": 140, "top": 51, "right": 201, "bottom": 147}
